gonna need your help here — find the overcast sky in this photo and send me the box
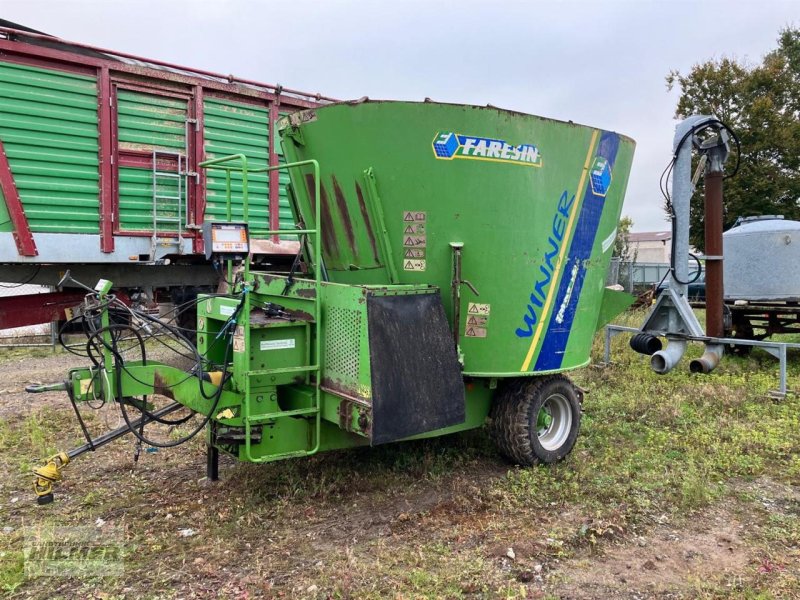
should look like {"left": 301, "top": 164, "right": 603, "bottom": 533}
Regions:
{"left": 5, "top": 0, "right": 797, "bottom": 232}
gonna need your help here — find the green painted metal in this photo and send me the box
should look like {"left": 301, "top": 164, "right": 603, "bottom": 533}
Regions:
{"left": 59, "top": 101, "right": 637, "bottom": 469}
{"left": 65, "top": 154, "right": 498, "bottom": 465}
{"left": 197, "top": 154, "right": 323, "bottom": 462}
{"left": 0, "top": 61, "right": 99, "bottom": 233}
{"left": 116, "top": 90, "right": 186, "bottom": 151}
{"left": 275, "top": 112, "right": 297, "bottom": 240}
{"left": 116, "top": 90, "right": 187, "bottom": 232}
{"left": 280, "top": 101, "right": 636, "bottom": 376}
{"left": 203, "top": 100, "right": 295, "bottom": 238}
{"left": 203, "top": 99, "right": 269, "bottom": 232}
{"left": 0, "top": 185, "right": 11, "bottom": 231}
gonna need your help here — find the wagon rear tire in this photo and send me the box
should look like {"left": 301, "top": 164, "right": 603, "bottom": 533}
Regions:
{"left": 489, "top": 375, "right": 582, "bottom": 465}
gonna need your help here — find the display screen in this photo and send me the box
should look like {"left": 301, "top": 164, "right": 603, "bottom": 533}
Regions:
{"left": 212, "top": 227, "right": 246, "bottom": 243}
{"left": 208, "top": 223, "right": 249, "bottom": 254}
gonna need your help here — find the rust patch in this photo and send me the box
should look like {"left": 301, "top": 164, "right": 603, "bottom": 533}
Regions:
{"left": 287, "top": 309, "right": 314, "bottom": 321}
{"left": 337, "top": 398, "right": 353, "bottom": 431}
{"left": 295, "top": 287, "right": 317, "bottom": 299}
{"left": 355, "top": 182, "right": 380, "bottom": 263}
{"left": 304, "top": 173, "right": 340, "bottom": 260}
{"left": 331, "top": 175, "right": 356, "bottom": 255}
{"left": 152, "top": 371, "right": 176, "bottom": 401}
{"left": 357, "top": 409, "right": 371, "bottom": 437}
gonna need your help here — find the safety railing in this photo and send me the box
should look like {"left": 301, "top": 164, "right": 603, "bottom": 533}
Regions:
{"left": 198, "top": 154, "right": 322, "bottom": 460}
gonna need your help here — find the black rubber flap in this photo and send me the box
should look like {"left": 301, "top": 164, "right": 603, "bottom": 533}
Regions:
{"left": 367, "top": 291, "right": 465, "bottom": 445}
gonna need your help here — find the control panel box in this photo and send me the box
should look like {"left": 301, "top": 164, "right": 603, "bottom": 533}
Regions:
{"left": 202, "top": 222, "right": 250, "bottom": 260}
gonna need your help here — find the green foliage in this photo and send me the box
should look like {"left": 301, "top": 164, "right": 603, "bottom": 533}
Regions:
{"left": 612, "top": 215, "right": 636, "bottom": 261}
{"left": 0, "top": 550, "right": 24, "bottom": 594}
{"left": 666, "top": 27, "right": 800, "bottom": 250}
{"left": 1, "top": 311, "right": 798, "bottom": 598}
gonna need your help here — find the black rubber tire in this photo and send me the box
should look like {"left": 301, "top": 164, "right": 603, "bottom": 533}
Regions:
{"left": 489, "top": 374, "right": 582, "bottom": 466}
{"left": 728, "top": 316, "right": 754, "bottom": 357}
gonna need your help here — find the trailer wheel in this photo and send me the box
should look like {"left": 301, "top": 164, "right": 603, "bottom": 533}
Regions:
{"left": 728, "top": 315, "right": 754, "bottom": 357}
{"left": 489, "top": 375, "right": 581, "bottom": 465}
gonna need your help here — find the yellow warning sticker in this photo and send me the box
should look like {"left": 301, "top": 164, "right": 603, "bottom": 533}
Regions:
{"left": 404, "top": 259, "right": 426, "bottom": 271}
{"left": 465, "top": 325, "right": 488, "bottom": 338}
{"left": 467, "top": 302, "right": 491, "bottom": 316}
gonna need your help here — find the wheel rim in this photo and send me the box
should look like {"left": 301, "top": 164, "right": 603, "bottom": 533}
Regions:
{"left": 536, "top": 393, "right": 572, "bottom": 451}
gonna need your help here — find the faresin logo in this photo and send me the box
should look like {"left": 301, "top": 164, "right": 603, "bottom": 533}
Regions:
{"left": 589, "top": 156, "right": 612, "bottom": 197}
{"left": 432, "top": 132, "right": 542, "bottom": 167}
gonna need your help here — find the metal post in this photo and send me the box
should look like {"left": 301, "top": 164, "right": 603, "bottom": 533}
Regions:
{"left": 604, "top": 326, "right": 612, "bottom": 364}
{"left": 450, "top": 243, "right": 463, "bottom": 348}
{"left": 704, "top": 147, "right": 725, "bottom": 339}
{"left": 779, "top": 344, "right": 787, "bottom": 396}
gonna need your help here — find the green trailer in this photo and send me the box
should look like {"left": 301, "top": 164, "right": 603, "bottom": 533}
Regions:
{"left": 31, "top": 100, "right": 635, "bottom": 503}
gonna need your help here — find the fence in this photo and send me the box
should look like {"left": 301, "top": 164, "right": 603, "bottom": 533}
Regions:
{"left": 607, "top": 260, "right": 702, "bottom": 293}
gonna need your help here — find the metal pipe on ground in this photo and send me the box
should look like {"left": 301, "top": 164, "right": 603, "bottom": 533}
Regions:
{"left": 651, "top": 337, "right": 687, "bottom": 374}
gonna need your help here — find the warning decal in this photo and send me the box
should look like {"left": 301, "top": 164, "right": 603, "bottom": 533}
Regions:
{"left": 465, "top": 326, "right": 488, "bottom": 338}
{"left": 466, "top": 315, "right": 488, "bottom": 326}
{"left": 467, "top": 302, "right": 491, "bottom": 316}
{"left": 403, "top": 211, "right": 426, "bottom": 223}
{"left": 404, "top": 223, "right": 426, "bottom": 235}
{"left": 403, "top": 235, "right": 426, "bottom": 248}
{"left": 404, "top": 259, "right": 426, "bottom": 271}
{"left": 402, "top": 211, "right": 427, "bottom": 271}
{"left": 465, "top": 303, "right": 490, "bottom": 338}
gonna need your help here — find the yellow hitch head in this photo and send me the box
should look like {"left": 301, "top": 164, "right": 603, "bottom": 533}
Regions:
{"left": 33, "top": 452, "right": 70, "bottom": 505}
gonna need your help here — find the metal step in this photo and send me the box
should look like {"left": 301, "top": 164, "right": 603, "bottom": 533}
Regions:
{"left": 245, "top": 365, "right": 319, "bottom": 377}
{"left": 245, "top": 407, "right": 319, "bottom": 424}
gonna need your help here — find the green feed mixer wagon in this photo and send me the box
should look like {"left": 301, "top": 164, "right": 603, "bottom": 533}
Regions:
{"left": 29, "top": 100, "right": 635, "bottom": 503}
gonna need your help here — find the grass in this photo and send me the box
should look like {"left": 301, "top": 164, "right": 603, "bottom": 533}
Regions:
{"left": 0, "top": 308, "right": 798, "bottom": 598}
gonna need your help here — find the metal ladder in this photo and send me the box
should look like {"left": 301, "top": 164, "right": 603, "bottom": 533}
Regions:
{"left": 150, "top": 150, "right": 184, "bottom": 260}
{"left": 241, "top": 305, "right": 321, "bottom": 462}
{"left": 198, "top": 154, "right": 324, "bottom": 462}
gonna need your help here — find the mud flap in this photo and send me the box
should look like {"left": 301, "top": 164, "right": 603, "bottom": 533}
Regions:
{"left": 366, "top": 292, "right": 465, "bottom": 445}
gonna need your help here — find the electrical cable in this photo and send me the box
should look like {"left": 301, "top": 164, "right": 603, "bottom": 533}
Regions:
{"left": 0, "top": 265, "right": 41, "bottom": 288}
{"left": 115, "top": 325, "right": 231, "bottom": 448}
{"left": 660, "top": 118, "right": 740, "bottom": 286}
{"left": 58, "top": 281, "right": 247, "bottom": 449}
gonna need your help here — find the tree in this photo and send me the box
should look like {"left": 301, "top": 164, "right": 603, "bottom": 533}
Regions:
{"left": 612, "top": 215, "right": 636, "bottom": 262}
{"left": 611, "top": 215, "right": 637, "bottom": 291}
{"left": 666, "top": 27, "right": 800, "bottom": 251}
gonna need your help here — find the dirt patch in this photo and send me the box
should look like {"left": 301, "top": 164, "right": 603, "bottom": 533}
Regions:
{"left": 550, "top": 507, "right": 749, "bottom": 598}
{"left": 547, "top": 476, "right": 800, "bottom": 600}
{"left": 1, "top": 347, "right": 798, "bottom": 598}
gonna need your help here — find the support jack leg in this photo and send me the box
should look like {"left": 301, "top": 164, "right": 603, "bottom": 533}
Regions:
{"left": 207, "top": 443, "right": 219, "bottom": 482}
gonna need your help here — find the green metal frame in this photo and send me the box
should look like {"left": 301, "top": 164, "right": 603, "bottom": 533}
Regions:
{"left": 198, "top": 154, "right": 323, "bottom": 461}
